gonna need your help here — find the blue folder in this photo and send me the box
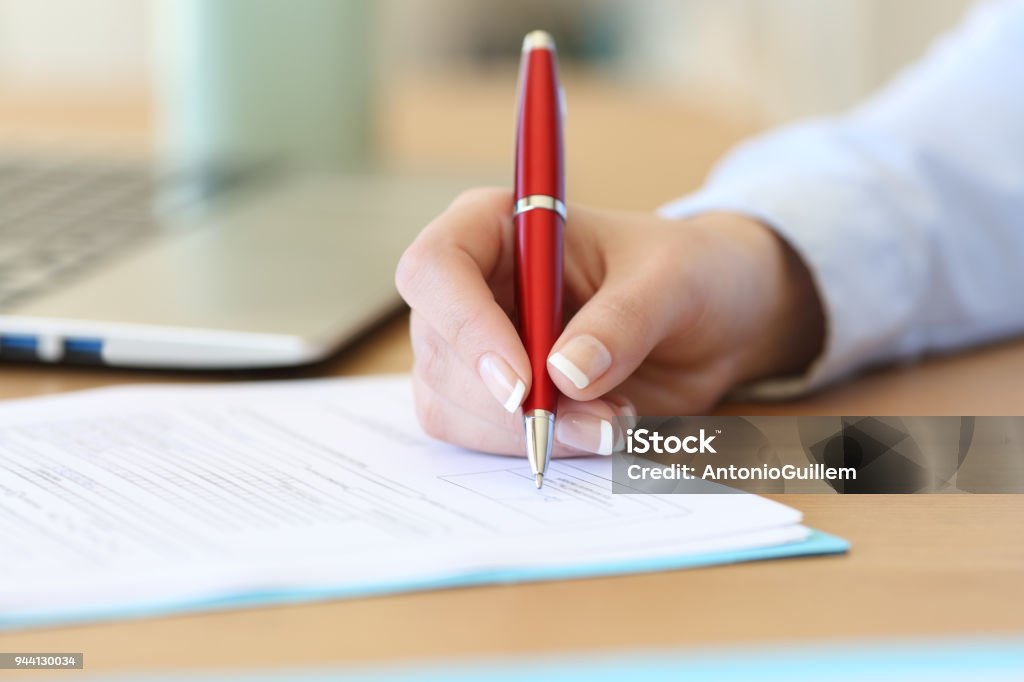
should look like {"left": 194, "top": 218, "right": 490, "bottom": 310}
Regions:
{"left": 2, "top": 529, "right": 847, "bottom": 630}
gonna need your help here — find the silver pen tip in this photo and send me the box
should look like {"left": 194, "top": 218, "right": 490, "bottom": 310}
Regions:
{"left": 524, "top": 409, "right": 554, "bottom": 489}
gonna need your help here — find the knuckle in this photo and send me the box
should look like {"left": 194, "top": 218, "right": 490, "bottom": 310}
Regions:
{"left": 647, "top": 246, "right": 686, "bottom": 280}
{"left": 445, "top": 301, "right": 487, "bottom": 362}
{"left": 596, "top": 293, "right": 654, "bottom": 341}
{"left": 413, "top": 326, "right": 448, "bottom": 385}
{"left": 415, "top": 391, "right": 447, "bottom": 441}
{"left": 450, "top": 186, "right": 508, "bottom": 210}
{"left": 654, "top": 365, "right": 727, "bottom": 414}
{"left": 394, "top": 244, "right": 427, "bottom": 300}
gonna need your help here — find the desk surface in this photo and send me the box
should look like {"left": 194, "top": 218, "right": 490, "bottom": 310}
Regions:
{"left": 2, "top": 315, "right": 1023, "bottom": 674}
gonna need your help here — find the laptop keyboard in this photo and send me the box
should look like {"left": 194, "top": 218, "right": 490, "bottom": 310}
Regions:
{"left": 0, "top": 158, "right": 161, "bottom": 310}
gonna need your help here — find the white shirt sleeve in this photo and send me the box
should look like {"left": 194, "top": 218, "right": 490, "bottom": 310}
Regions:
{"left": 660, "top": 0, "right": 1024, "bottom": 397}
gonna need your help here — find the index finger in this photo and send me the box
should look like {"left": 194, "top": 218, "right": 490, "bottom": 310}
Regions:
{"left": 396, "top": 187, "right": 532, "bottom": 412}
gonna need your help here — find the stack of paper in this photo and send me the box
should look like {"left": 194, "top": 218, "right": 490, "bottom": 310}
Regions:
{"left": 0, "top": 376, "right": 846, "bottom": 628}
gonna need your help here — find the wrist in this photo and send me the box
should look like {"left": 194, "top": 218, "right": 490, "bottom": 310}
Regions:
{"left": 705, "top": 213, "right": 825, "bottom": 386}
{"left": 764, "top": 224, "right": 826, "bottom": 379}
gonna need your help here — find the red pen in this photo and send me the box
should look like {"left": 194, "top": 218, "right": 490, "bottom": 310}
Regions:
{"left": 514, "top": 30, "right": 565, "bottom": 489}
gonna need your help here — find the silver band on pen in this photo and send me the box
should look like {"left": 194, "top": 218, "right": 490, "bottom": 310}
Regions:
{"left": 513, "top": 194, "right": 567, "bottom": 221}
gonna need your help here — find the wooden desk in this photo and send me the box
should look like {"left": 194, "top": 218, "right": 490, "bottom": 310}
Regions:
{"left": 1, "top": 315, "right": 1023, "bottom": 674}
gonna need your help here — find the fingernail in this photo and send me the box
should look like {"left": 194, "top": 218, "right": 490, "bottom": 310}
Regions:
{"left": 478, "top": 353, "right": 526, "bottom": 413}
{"left": 556, "top": 412, "right": 614, "bottom": 456}
{"left": 548, "top": 335, "right": 612, "bottom": 390}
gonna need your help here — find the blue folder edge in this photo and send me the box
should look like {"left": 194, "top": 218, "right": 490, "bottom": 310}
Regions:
{"left": 0, "top": 529, "right": 848, "bottom": 631}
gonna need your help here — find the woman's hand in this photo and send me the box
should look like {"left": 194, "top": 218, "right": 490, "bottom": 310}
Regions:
{"left": 396, "top": 188, "right": 823, "bottom": 456}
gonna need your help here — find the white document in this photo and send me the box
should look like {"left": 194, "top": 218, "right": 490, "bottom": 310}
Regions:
{"left": 0, "top": 375, "right": 807, "bottom": 622}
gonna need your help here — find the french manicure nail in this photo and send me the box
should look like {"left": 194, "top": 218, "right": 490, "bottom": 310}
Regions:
{"left": 556, "top": 412, "right": 614, "bottom": 456}
{"left": 548, "top": 334, "right": 612, "bottom": 390}
{"left": 478, "top": 353, "right": 526, "bottom": 413}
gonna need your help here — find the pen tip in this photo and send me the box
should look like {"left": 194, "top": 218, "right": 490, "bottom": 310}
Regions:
{"left": 535, "top": 473, "right": 544, "bottom": 489}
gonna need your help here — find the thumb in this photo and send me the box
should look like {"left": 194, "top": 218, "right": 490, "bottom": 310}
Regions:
{"left": 547, "top": 271, "right": 678, "bottom": 402}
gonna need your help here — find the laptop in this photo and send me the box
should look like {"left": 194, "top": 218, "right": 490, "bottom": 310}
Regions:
{"left": 0, "top": 157, "right": 462, "bottom": 369}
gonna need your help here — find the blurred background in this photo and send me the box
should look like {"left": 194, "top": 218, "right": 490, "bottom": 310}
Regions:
{"left": 0, "top": 0, "right": 975, "bottom": 210}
